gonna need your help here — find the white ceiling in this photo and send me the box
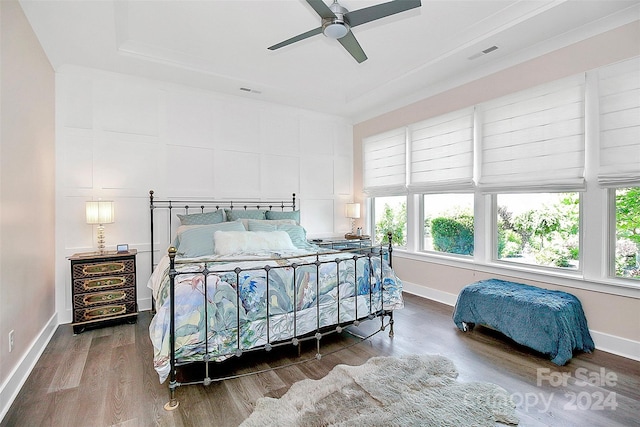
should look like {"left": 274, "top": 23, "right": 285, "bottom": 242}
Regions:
{"left": 19, "top": 0, "right": 640, "bottom": 123}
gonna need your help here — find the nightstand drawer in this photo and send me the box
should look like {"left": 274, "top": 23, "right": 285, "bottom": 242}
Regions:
{"left": 73, "top": 301, "right": 137, "bottom": 323}
{"left": 73, "top": 288, "right": 136, "bottom": 308}
{"left": 73, "top": 272, "right": 136, "bottom": 294}
{"left": 72, "top": 258, "right": 136, "bottom": 279}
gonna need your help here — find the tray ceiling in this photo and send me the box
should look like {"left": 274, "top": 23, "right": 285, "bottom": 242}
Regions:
{"left": 19, "top": 0, "right": 640, "bottom": 122}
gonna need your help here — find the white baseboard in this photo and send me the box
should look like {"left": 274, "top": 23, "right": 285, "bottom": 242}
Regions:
{"left": 0, "top": 313, "right": 58, "bottom": 423}
{"left": 590, "top": 330, "right": 640, "bottom": 362}
{"left": 138, "top": 297, "right": 152, "bottom": 312}
{"left": 401, "top": 280, "right": 640, "bottom": 363}
{"left": 402, "top": 280, "right": 459, "bottom": 306}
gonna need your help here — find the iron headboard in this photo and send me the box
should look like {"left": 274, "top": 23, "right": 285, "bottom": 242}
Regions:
{"left": 148, "top": 190, "right": 297, "bottom": 273}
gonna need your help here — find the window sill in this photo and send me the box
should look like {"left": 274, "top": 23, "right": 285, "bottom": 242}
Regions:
{"left": 393, "top": 249, "right": 640, "bottom": 299}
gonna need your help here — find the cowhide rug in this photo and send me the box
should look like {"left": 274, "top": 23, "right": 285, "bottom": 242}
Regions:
{"left": 240, "top": 354, "right": 519, "bottom": 426}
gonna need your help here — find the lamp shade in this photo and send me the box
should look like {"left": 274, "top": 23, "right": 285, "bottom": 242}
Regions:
{"left": 86, "top": 201, "right": 115, "bottom": 224}
{"left": 345, "top": 203, "right": 361, "bottom": 219}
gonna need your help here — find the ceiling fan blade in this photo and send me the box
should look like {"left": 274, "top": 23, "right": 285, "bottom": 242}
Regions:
{"left": 305, "top": 0, "right": 336, "bottom": 19}
{"left": 268, "top": 27, "right": 323, "bottom": 50}
{"left": 338, "top": 31, "right": 368, "bottom": 63}
{"left": 346, "top": 0, "right": 421, "bottom": 28}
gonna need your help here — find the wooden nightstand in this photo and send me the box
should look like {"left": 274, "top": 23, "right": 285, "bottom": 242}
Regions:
{"left": 69, "top": 249, "right": 138, "bottom": 334}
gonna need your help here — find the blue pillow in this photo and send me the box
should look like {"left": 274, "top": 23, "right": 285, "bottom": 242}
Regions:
{"left": 177, "top": 210, "right": 224, "bottom": 225}
{"left": 277, "top": 224, "right": 313, "bottom": 249}
{"left": 247, "top": 220, "right": 277, "bottom": 232}
{"left": 176, "top": 221, "right": 245, "bottom": 257}
{"left": 266, "top": 210, "right": 300, "bottom": 224}
{"left": 224, "top": 209, "right": 266, "bottom": 222}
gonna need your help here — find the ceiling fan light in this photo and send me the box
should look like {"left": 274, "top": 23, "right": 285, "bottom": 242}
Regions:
{"left": 323, "top": 22, "right": 348, "bottom": 39}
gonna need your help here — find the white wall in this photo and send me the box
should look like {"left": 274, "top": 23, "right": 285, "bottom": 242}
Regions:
{"left": 0, "top": 0, "right": 56, "bottom": 418}
{"left": 55, "top": 66, "right": 355, "bottom": 322}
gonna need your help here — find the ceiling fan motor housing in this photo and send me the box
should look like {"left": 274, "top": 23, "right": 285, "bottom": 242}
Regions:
{"left": 322, "top": 2, "right": 350, "bottom": 39}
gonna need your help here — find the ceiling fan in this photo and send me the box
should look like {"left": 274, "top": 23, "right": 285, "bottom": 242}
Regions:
{"left": 268, "top": 0, "right": 422, "bottom": 63}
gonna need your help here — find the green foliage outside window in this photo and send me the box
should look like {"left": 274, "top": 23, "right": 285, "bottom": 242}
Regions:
{"left": 375, "top": 202, "right": 406, "bottom": 246}
{"left": 615, "top": 187, "right": 640, "bottom": 279}
{"left": 430, "top": 215, "right": 474, "bottom": 255}
{"left": 616, "top": 187, "right": 640, "bottom": 246}
{"left": 498, "top": 193, "right": 579, "bottom": 268}
{"left": 372, "top": 188, "right": 639, "bottom": 279}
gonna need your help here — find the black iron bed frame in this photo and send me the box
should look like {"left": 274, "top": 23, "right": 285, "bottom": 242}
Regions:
{"left": 149, "top": 190, "right": 396, "bottom": 410}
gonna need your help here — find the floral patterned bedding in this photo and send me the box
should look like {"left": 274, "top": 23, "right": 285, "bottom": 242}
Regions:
{"left": 148, "top": 249, "right": 404, "bottom": 383}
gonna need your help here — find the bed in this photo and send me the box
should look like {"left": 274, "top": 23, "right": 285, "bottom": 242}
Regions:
{"left": 146, "top": 191, "right": 403, "bottom": 410}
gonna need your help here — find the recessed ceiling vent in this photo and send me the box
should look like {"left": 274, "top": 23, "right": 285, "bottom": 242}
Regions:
{"left": 468, "top": 45, "right": 499, "bottom": 60}
{"left": 240, "top": 87, "right": 262, "bottom": 94}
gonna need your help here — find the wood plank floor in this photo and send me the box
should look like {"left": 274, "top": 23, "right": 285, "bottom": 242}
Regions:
{"left": 2, "top": 293, "right": 639, "bottom": 427}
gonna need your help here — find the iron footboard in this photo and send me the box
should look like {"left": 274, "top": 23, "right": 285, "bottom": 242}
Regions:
{"left": 163, "top": 236, "right": 395, "bottom": 410}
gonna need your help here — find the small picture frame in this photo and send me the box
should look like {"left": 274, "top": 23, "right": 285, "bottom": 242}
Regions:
{"left": 116, "top": 244, "right": 129, "bottom": 253}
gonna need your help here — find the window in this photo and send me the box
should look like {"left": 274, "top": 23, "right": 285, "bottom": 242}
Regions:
{"left": 373, "top": 196, "right": 406, "bottom": 246}
{"left": 496, "top": 193, "right": 579, "bottom": 269}
{"left": 360, "top": 57, "right": 640, "bottom": 289}
{"left": 409, "top": 109, "right": 475, "bottom": 257}
{"left": 478, "top": 75, "right": 585, "bottom": 271}
{"left": 364, "top": 129, "right": 408, "bottom": 247}
{"left": 597, "top": 58, "right": 640, "bottom": 282}
{"left": 423, "top": 194, "right": 474, "bottom": 255}
{"left": 614, "top": 187, "right": 640, "bottom": 280}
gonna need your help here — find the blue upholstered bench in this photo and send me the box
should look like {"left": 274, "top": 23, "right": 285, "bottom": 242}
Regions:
{"left": 453, "top": 279, "right": 595, "bottom": 365}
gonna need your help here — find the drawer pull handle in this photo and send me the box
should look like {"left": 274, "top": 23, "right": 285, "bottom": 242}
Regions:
{"left": 82, "top": 262, "right": 126, "bottom": 275}
{"left": 84, "top": 305, "right": 127, "bottom": 320}
{"left": 83, "top": 291, "right": 126, "bottom": 305}
{"left": 83, "top": 276, "right": 126, "bottom": 291}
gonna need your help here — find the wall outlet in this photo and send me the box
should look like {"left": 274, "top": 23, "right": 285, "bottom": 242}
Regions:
{"left": 9, "top": 330, "right": 14, "bottom": 352}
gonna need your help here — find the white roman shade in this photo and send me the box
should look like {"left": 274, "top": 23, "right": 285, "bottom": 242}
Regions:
{"left": 407, "top": 107, "right": 474, "bottom": 193}
{"left": 363, "top": 128, "right": 407, "bottom": 196}
{"left": 478, "top": 74, "right": 586, "bottom": 193}
{"left": 597, "top": 56, "right": 640, "bottom": 187}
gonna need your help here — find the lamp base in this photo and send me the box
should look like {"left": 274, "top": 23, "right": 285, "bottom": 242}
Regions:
{"left": 97, "top": 224, "right": 106, "bottom": 254}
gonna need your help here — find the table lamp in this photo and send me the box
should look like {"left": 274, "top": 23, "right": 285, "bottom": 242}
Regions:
{"left": 345, "top": 203, "right": 361, "bottom": 235}
{"left": 86, "top": 200, "right": 115, "bottom": 254}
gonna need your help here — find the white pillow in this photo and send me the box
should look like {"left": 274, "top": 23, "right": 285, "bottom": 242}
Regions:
{"left": 214, "top": 231, "right": 296, "bottom": 255}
